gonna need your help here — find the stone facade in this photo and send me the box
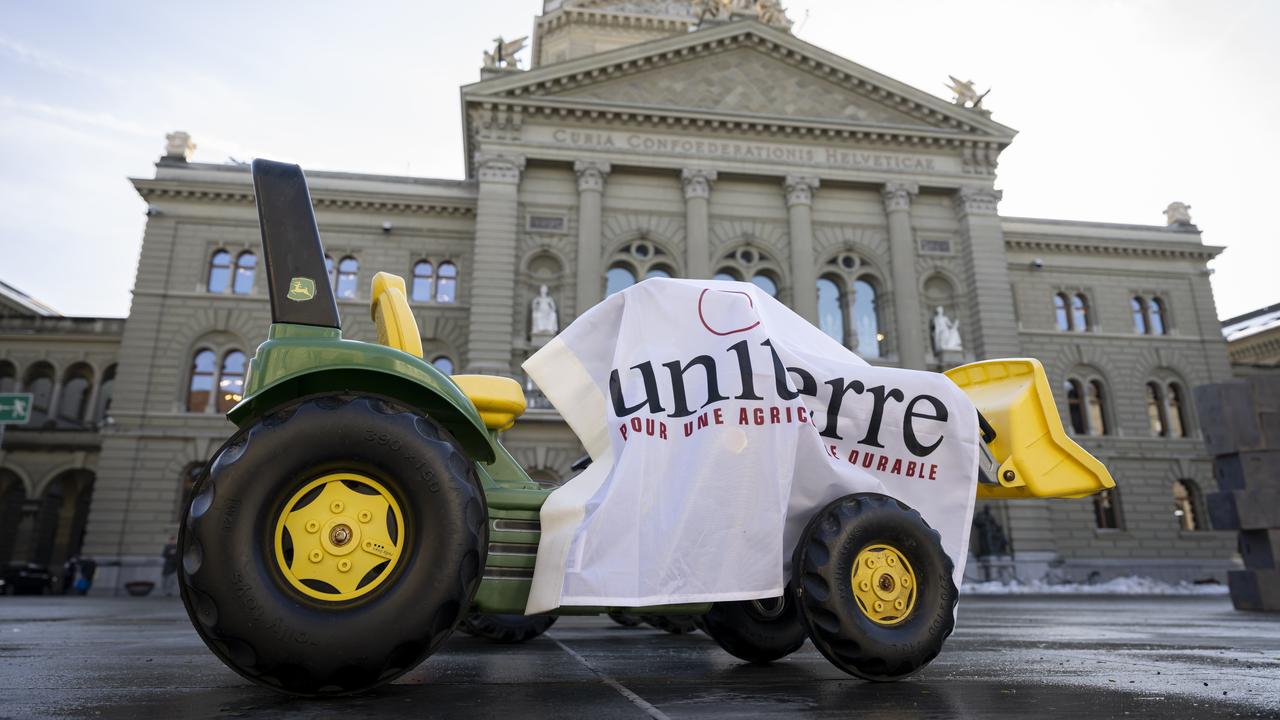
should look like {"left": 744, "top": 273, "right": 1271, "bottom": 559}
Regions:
{"left": 0, "top": 305, "right": 121, "bottom": 590}
{"left": 1, "top": 1, "right": 1239, "bottom": 591}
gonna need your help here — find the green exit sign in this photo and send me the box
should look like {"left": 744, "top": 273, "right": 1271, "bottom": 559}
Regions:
{"left": 0, "top": 393, "right": 33, "bottom": 424}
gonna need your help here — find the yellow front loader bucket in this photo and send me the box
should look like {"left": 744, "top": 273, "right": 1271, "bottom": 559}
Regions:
{"left": 945, "top": 358, "right": 1115, "bottom": 500}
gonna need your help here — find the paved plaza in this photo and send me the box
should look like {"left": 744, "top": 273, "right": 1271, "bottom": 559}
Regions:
{"left": 0, "top": 594, "right": 1277, "bottom": 718}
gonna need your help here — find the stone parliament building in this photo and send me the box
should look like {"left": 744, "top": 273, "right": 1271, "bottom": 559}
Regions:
{"left": 1, "top": 0, "right": 1244, "bottom": 592}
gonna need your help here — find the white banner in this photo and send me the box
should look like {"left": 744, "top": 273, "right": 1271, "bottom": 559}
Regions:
{"left": 524, "top": 279, "right": 978, "bottom": 613}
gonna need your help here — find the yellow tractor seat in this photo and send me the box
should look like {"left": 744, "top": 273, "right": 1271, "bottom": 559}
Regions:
{"left": 451, "top": 375, "right": 527, "bottom": 431}
{"left": 369, "top": 272, "right": 423, "bottom": 359}
{"left": 368, "top": 273, "right": 525, "bottom": 431}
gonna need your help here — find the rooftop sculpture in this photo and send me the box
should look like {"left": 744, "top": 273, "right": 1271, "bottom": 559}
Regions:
{"left": 484, "top": 36, "right": 528, "bottom": 70}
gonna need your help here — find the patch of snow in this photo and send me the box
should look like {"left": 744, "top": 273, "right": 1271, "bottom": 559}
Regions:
{"left": 962, "top": 575, "right": 1229, "bottom": 596}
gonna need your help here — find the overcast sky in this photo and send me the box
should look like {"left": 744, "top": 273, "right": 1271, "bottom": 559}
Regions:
{"left": 1, "top": 0, "right": 1276, "bottom": 320}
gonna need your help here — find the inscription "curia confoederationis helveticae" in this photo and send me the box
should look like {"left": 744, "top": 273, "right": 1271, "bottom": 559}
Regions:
{"left": 536, "top": 128, "right": 946, "bottom": 173}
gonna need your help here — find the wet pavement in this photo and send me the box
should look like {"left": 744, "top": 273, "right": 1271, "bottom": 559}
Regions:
{"left": 0, "top": 594, "right": 1277, "bottom": 719}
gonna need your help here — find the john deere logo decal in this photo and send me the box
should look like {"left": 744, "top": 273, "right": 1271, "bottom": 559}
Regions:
{"left": 287, "top": 277, "right": 316, "bottom": 302}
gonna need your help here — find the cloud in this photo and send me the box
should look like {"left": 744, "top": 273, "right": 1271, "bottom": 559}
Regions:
{"left": 0, "top": 95, "right": 154, "bottom": 139}
{"left": 0, "top": 34, "right": 120, "bottom": 86}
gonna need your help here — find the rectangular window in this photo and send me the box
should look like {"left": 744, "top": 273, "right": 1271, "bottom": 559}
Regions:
{"left": 1094, "top": 490, "right": 1120, "bottom": 530}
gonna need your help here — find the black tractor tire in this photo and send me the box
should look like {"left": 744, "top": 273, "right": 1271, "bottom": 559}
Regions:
{"left": 640, "top": 614, "right": 700, "bottom": 634}
{"left": 792, "top": 493, "right": 957, "bottom": 682}
{"left": 607, "top": 610, "right": 643, "bottom": 628}
{"left": 459, "top": 614, "right": 557, "bottom": 643}
{"left": 698, "top": 594, "right": 806, "bottom": 664}
{"left": 179, "top": 394, "right": 487, "bottom": 696}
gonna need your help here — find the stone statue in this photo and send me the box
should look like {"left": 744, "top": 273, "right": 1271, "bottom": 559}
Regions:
{"left": 531, "top": 285, "right": 558, "bottom": 335}
{"left": 945, "top": 75, "right": 990, "bottom": 108}
{"left": 972, "top": 506, "right": 1009, "bottom": 558}
{"left": 755, "top": 0, "right": 791, "bottom": 28}
{"left": 693, "top": 0, "right": 730, "bottom": 20}
{"left": 164, "top": 131, "right": 195, "bottom": 161}
{"left": 483, "top": 36, "right": 528, "bottom": 70}
{"left": 694, "top": 0, "right": 791, "bottom": 30}
{"left": 1164, "top": 201, "right": 1193, "bottom": 227}
{"left": 932, "top": 306, "right": 963, "bottom": 352}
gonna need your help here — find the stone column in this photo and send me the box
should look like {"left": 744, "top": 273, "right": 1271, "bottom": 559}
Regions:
{"left": 82, "top": 378, "right": 102, "bottom": 424}
{"left": 955, "top": 186, "right": 1020, "bottom": 359}
{"left": 784, "top": 175, "right": 820, "bottom": 323}
{"left": 681, "top": 169, "right": 717, "bottom": 278}
{"left": 573, "top": 160, "right": 610, "bottom": 314}
{"left": 882, "top": 182, "right": 926, "bottom": 369}
{"left": 465, "top": 153, "right": 525, "bottom": 375}
{"left": 46, "top": 382, "right": 63, "bottom": 425}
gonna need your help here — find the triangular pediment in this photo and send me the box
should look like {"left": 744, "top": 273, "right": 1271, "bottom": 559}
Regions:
{"left": 549, "top": 45, "right": 933, "bottom": 128}
{"left": 465, "top": 20, "right": 1016, "bottom": 141}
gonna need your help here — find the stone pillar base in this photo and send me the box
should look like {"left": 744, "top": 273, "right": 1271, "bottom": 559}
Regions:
{"left": 932, "top": 349, "right": 965, "bottom": 371}
{"left": 1009, "top": 550, "right": 1059, "bottom": 583}
{"left": 971, "top": 554, "right": 1017, "bottom": 583}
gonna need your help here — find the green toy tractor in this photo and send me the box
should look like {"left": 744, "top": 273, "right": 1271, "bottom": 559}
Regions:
{"left": 178, "top": 160, "right": 1115, "bottom": 696}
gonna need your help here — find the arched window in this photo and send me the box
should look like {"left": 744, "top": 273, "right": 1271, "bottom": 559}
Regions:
{"left": 1145, "top": 382, "right": 1167, "bottom": 437}
{"left": 1054, "top": 293, "right": 1070, "bottom": 331}
{"left": 23, "top": 363, "right": 55, "bottom": 426}
{"left": 1149, "top": 297, "right": 1166, "bottom": 335}
{"left": 605, "top": 265, "right": 637, "bottom": 297}
{"left": 436, "top": 262, "right": 458, "bottom": 303}
{"left": 606, "top": 239, "right": 678, "bottom": 291}
{"left": 1172, "top": 479, "right": 1203, "bottom": 531}
{"left": 94, "top": 364, "right": 116, "bottom": 422}
{"left": 0, "top": 361, "right": 16, "bottom": 393}
{"left": 431, "top": 356, "right": 454, "bottom": 375}
{"left": 336, "top": 256, "right": 359, "bottom": 299}
{"left": 1165, "top": 383, "right": 1187, "bottom": 438}
{"left": 217, "top": 351, "right": 247, "bottom": 413}
{"left": 852, "top": 278, "right": 881, "bottom": 359}
{"left": 57, "top": 364, "right": 93, "bottom": 426}
{"left": 232, "top": 251, "right": 256, "bottom": 295}
{"left": 715, "top": 246, "right": 782, "bottom": 297}
{"left": 817, "top": 277, "right": 844, "bottom": 345}
{"left": 187, "top": 350, "right": 217, "bottom": 412}
{"left": 1131, "top": 296, "right": 1148, "bottom": 334}
{"left": 1086, "top": 380, "right": 1109, "bottom": 436}
{"left": 1093, "top": 489, "right": 1121, "bottom": 530}
{"left": 411, "top": 261, "right": 434, "bottom": 303}
{"left": 1071, "top": 294, "right": 1089, "bottom": 332}
{"left": 751, "top": 273, "right": 778, "bottom": 297}
{"left": 324, "top": 254, "right": 337, "bottom": 291}
{"left": 207, "top": 250, "right": 232, "bottom": 293}
{"left": 1065, "top": 379, "right": 1086, "bottom": 435}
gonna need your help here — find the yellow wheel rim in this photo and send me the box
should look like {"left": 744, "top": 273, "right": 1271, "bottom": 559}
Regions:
{"left": 273, "top": 473, "right": 405, "bottom": 602}
{"left": 851, "top": 543, "right": 917, "bottom": 626}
